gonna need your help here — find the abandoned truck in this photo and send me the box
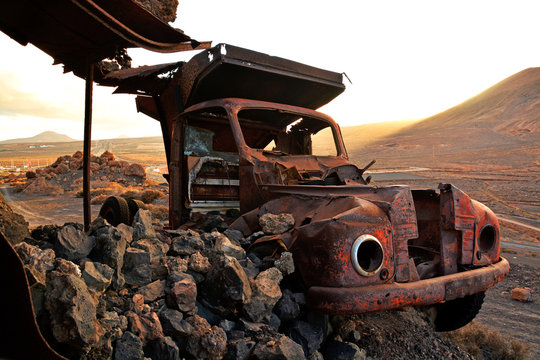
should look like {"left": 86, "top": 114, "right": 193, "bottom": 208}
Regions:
{"left": 101, "top": 44, "right": 509, "bottom": 331}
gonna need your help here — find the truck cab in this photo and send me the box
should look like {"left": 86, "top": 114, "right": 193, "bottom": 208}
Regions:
{"left": 130, "top": 44, "right": 509, "bottom": 330}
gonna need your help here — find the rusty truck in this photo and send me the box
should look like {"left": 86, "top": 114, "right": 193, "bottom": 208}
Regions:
{"left": 97, "top": 44, "right": 509, "bottom": 331}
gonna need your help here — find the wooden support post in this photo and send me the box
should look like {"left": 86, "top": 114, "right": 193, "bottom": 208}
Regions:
{"left": 83, "top": 63, "right": 94, "bottom": 231}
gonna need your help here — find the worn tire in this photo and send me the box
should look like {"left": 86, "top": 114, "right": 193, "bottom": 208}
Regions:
{"left": 434, "top": 291, "right": 485, "bottom": 332}
{"left": 99, "top": 196, "right": 130, "bottom": 227}
{"left": 128, "top": 199, "right": 146, "bottom": 225}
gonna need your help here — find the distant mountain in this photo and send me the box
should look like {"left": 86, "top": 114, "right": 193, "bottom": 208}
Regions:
{"left": 345, "top": 68, "right": 540, "bottom": 168}
{"left": 398, "top": 67, "right": 540, "bottom": 137}
{"left": 0, "top": 131, "right": 76, "bottom": 144}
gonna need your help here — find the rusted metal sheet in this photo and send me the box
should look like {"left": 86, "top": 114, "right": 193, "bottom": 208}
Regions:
{"left": 439, "top": 184, "right": 500, "bottom": 266}
{"left": 178, "top": 44, "right": 345, "bottom": 109}
{"left": 307, "top": 257, "right": 509, "bottom": 315}
{"left": 0, "top": 0, "right": 209, "bottom": 81}
{"left": 0, "top": 232, "right": 67, "bottom": 359}
{"left": 101, "top": 62, "right": 183, "bottom": 96}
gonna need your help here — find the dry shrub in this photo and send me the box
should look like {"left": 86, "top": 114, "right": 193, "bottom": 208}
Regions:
{"left": 144, "top": 179, "right": 161, "bottom": 186}
{"left": 141, "top": 189, "right": 165, "bottom": 204}
{"left": 145, "top": 204, "right": 168, "bottom": 221}
{"left": 445, "top": 322, "right": 531, "bottom": 360}
{"left": 120, "top": 190, "right": 139, "bottom": 202}
{"left": 91, "top": 194, "right": 109, "bottom": 205}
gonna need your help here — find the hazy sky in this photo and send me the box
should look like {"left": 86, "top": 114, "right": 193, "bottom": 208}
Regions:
{"left": 0, "top": 0, "right": 539, "bottom": 141}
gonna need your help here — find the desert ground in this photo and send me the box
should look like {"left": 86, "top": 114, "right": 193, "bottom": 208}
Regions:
{"left": 0, "top": 130, "right": 538, "bottom": 358}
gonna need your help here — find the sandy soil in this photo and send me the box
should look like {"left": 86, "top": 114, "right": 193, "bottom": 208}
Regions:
{"left": 476, "top": 250, "right": 540, "bottom": 358}
{"left": 1, "top": 158, "right": 538, "bottom": 359}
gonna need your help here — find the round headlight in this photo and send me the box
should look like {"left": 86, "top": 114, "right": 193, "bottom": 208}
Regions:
{"left": 478, "top": 225, "right": 496, "bottom": 252}
{"left": 351, "top": 234, "right": 384, "bottom": 277}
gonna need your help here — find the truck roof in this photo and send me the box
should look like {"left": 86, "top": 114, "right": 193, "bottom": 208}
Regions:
{"left": 179, "top": 44, "right": 346, "bottom": 109}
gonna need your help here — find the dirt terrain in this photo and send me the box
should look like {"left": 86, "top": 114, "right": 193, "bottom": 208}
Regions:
{"left": 0, "top": 67, "right": 538, "bottom": 358}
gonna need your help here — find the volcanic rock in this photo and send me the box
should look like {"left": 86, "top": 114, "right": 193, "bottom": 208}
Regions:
{"left": 201, "top": 254, "right": 252, "bottom": 316}
{"left": 82, "top": 261, "right": 114, "bottom": 292}
{"left": 168, "top": 277, "right": 198, "bottom": 313}
{"left": 55, "top": 224, "right": 95, "bottom": 262}
{"left": 244, "top": 267, "right": 283, "bottom": 322}
{"left": 226, "top": 338, "right": 256, "bottom": 360}
{"left": 149, "top": 336, "right": 180, "bottom": 360}
{"left": 275, "top": 251, "right": 295, "bottom": 275}
{"left": 133, "top": 209, "right": 157, "bottom": 241}
{"left": 511, "top": 287, "right": 533, "bottom": 302}
{"left": 251, "top": 334, "right": 305, "bottom": 360}
{"left": 215, "top": 232, "right": 246, "bottom": 260}
{"left": 91, "top": 222, "right": 129, "bottom": 289}
{"left": 134, "top": 0, "right": 179, "bottom": 23}
{"left": 54, "top": 163, "right": 70, "bottom": 174}
{"left": 25, "top": 170, "right": 37, "bottom": 179}
{"left": 14, "top": 241, "right": 55, "bottom": 282}
{"left": 45, "top": 269, "right": 100, "bottom": 348}
{"left": 126, "top": 311, "right": 164, "bottom": 343}
{"left": 274, "top": 289, "right": 301, "bottom": 322}
{"left": 123, "top": 247, "right": 152, "bottom": 286}
{"left": 159, "top": 308, "right": 185, "bottom": 335}
{"left": 114, "top": 331, "right": 144, "bottom": 360}
{"left": 286, "top": 320, "right": 324, "bottom": 356}
{"left": 200, "top": 214, "right": 228, "bottom": 232}
{"left": 124, "top": 163, "right": 146, "bottom": 178}
{"left": 100, "top": 150, "right": 115, "bottom": 162}
{"left": 259, "top": 213, "right": 295, "bottom": 235}
{"left": 170, "top": 232, "right": 204, "bottom": 256}
{"left": 0, "top": 191, "right": 29, "bottom": 245}
{"left": 324, "top": 340, "right": 366, "bottom": 360}
{"left": 137, "top": 279, "right": 167, "bottom": 303}
{"left": 186, "top": 315, "right": 228, "bottom": 360}
{"left": 224, "top": 228, "right": 245, "bottom": 244}
{"left": 189, "top": 251, "right": 211, "bottom": 273}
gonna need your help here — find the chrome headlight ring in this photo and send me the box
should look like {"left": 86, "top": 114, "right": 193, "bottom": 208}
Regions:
{"left": 351, "top": 234, "right": 384, "bottom": 277}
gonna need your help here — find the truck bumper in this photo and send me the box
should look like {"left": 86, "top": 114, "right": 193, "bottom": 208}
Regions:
{"left": 306, "top": 257, "right": 510, "bottom": 315}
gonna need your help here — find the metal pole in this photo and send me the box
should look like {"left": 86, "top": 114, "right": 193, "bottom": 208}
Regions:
{"left": 83, "top": 62, "right": 94, "bottom": 231}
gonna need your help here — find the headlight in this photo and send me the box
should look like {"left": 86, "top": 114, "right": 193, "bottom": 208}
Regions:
{"left": 351, "top": 234, "right": 384, "bottom": 277}
{"left": 478, "top": 224, "right": 496, "bottom": 252}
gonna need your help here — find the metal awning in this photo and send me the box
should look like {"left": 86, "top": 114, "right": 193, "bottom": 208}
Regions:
{"left": 0, "top": 0, "right": 211, "bottom": 232}
{"left": 0, "top": 0, "right": 210, "bottom": 80}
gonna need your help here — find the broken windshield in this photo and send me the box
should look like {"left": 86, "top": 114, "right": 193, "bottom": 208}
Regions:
{"left": 237, "top": 109, "right": 339, "bottom": 156}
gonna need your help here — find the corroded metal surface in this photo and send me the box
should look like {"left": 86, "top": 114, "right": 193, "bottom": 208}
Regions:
{"left": 0, "top": 0, "right": 209, "bottom": 80}
{"left": 0, "top": 232, "right": 67, "bottom": 359}
{"left": 307, "top": 257, "right": 510, "bottom": 315}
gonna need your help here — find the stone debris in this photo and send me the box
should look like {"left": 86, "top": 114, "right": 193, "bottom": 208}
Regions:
{"left": 55, "top": 224, "right": 96, "bottom": 261}
{"left": 275, "top": 251, "right": 295, "bottom": 275}
{"left": 7, "top": 205, "right": 472, "bottom": 360}
{"left": 134, "top": 0, "right": 179, "bottom": 23}
{"left": 511, "top": 287, "right": 533, "bottom": 302}
{"left": 6, "top": 152, "right": 169, "bottom": 216}
{"left": 0, "top": 191, "right": 29, "bottom": 245}
{"left": 259, "top": 213, "right": 295, "bottom": 235}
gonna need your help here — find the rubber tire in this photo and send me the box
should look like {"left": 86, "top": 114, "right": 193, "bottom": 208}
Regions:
{"left": 434, "top": 291, "right": 485, "bottom": 332}
{"left": 99, "top": 196, "right": 130, "bottom": 227}
{"left": 128, "top": 199, "right": 146, "bottom": 225}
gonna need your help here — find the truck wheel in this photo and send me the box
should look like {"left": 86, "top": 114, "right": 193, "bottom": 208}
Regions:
{"left": 128, "top": 199, "right": 146, "bottom": 224}
{"left": 99, "top": 196, "right": 130, "bottom": 227}
{"left": 434, "top": 291, "right": 485, "bottom": 332}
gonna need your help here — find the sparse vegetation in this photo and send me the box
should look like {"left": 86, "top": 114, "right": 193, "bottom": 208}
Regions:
{"left": 140, "top": 189, "right": 165, "bottom": 204}
{"left": 445, "top": 322, "right": 531, "bottom": 360}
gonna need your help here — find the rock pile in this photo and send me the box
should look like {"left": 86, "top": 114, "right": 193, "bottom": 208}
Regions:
{"left": 13, "top": 209, "right": 470, "bottom": 360}
{"left": 6, "top": 152, "right": 169, "bottom": 209}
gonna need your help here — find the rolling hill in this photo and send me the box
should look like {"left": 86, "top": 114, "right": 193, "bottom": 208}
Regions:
{"left": 0, "top": 131, "right": 76, "bottom": 144}
{"left": 344, "top": 68, "right": 540, "bottom": 169}
{"left": 400, "top": 67, "right": 540, "bottom": 137}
